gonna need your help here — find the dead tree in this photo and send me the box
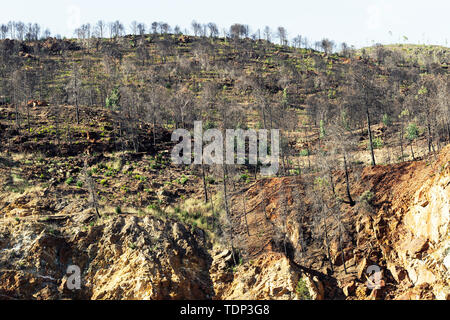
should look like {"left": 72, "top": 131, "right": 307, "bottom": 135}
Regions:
{"left": 83, "top": 158, "right": 101, "bottom": 219}
{"left": 242, "top": 194, "right": 250, "bottom": 236}
{"left": 222, "top": 163, "right": 237, "bottom": 265}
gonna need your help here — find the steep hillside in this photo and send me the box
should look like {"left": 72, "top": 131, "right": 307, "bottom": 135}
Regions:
{"left": 221, "top": 145, "right": 449, "bottom": 300}
{"left": 1, "top": 142, "right": 447, "bottom": 300}
{"left": 0, "top": 34, "right": 448, "bottom": 301}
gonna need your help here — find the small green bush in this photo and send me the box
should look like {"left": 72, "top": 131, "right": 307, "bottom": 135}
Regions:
{"left": 147, "top": 203, "right": 160, "bottom": 211}
{"left": 360, "top": 190, "right": 375, "bottom": 204}
{"left": 300, "top": 149, "right": 309, "bottom": 157}
{"left": 206, "top": 176, "right": 215, "bottom": 184}
{"left": 240, "top": 174, "right": 249, "bottom": 181}
{"left": 407, "top": 123, "right": 419, "bottom": 141}
{"left": 368, "top": 137, "right": 383, "bottom": 150}
{"left": 296, "top": 278, "right": 311, "bottom": 300}
{"left": 179, "top": 175, "right": 188, "bottom": 185}
{"left": 382, "top": 113, "right": 392, "bottom": 126}
{"left": 106, "top": 87, "right": 121, "bottom": 110}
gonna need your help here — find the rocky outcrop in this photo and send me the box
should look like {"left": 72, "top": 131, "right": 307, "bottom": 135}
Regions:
{"left": 391, "top": 151, "right": 449, "bottom": 300}
{"left": 0, "top": 215, "right": 214, "bottom": 300}
{"left": 224, "top": 145, "right": 450, "bottom": 300}
{"left": 0, "top": 146, "right": 448, "bottom": 300}
{"left": 210, "top": 251, "right": 303, "bottom": 300}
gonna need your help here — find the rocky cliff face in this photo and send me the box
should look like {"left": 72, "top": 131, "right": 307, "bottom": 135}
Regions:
{"left": 351, "top": 146, "right": 449, "bottom": 300}
{"left": 0, "top": 146, "right": 448, "bottom": 300}
{"left": 388, "top": 152, "right": 449, "bottom": 299}
{"left": 222, "top": 145, "right": 449, "bottom": 300}
{"left": 210, "top": 251, "right": 303, "bottom": 300}
{"left": 0, "top": 215, "right": 213, "bottom": 300}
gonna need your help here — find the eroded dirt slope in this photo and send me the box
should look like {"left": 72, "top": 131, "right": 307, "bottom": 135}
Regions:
{"left": 221, "top": 145, "right": 449, "bottom": 300}
{"left": 0, "top": 146, "right": 448, "bottom": 300}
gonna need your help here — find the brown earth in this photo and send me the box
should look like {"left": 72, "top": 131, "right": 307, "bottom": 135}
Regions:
{"left": 0, "top": 121, "right": 448, "bottom": 300}
{"left": 221, "top": 145, "right": 449, "bottom": 300}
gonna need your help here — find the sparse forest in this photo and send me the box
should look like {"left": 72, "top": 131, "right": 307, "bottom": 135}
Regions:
{"left": 0, "top": 19, "right": 448, "bottom": 301}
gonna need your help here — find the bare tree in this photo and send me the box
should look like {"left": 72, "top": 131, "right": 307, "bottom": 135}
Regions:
{"left": 151, "top": 22, "right": 158, "bottom": 34}
{"left": 320, "top": 38, "right": 335, "bottom": 54}
{"left": 263, "top": 26, "right": 271, "bottom": 42}
{"left": 95, "top": 20, "right": 105, "bottom": 38}
{"left": 348, "top": 61, "right": 386, "bottom": 166}
{"left": 277, "top": 26, "right": 287, "bottom": 46}
{"left": 0, "top": 25, "right": 8, "bottom": 39}
{"left": 130, "top": 21, "right": 138, "bottom": 35}
{"left": 207, "top": 22, "right": 219, "bottom": 38}
{"left": 292, "top": 35, "right": 302, "bottom": 48}
{"left": 15, "top": 22, "right": 25, "bottom": 40}
{"left": 137, "top": 23, "right": 146, "bottom": 37}
{"left": 67, "top": 63, "right": 82, "bottom": 124}
{"left": 83, "top": 158, "right": 101, "bottom": 219}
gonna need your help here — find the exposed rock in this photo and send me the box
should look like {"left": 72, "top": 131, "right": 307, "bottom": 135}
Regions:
{"left": 357, "top": 258, "right": 368, "bottom": 280}
{"left": 0, "top": 216, "right": 214, "bottom": 300}
{"left": 406, "top": 236, "right": 429, "bottom": 257}
{"left": 302, "top": 275, "right": 324, "bottom": 300}
{"left": 342, "top": 281, "right": 356, "bottom": 297}
{"left": 211, "top": 252, "right": 300, "bottom": 300}
{"left": 0, "top": 145, "right": 448, "bottom": 300}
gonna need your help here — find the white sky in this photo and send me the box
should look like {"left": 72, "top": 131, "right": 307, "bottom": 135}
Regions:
{"left": 1, "top": 0, "right": 449, "bottom": 48}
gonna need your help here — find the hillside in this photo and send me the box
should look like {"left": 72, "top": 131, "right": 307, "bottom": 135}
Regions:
{"left": 0, "top": 144, "right": 448, "bottom": 300}
{"left": 0, "top": 34, "right": 449, "bottom": 300}
{"left": 360, "top": 44, "right": 449, "bottom": 68}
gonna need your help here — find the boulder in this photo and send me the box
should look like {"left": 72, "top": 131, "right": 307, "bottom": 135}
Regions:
{"left": 342, "top": 281, "right": 356, "bottom": 297}
{"left": 406, "top": 236, "right": 428, "bottom": 257}
{"left": 357, "top": 258, "right": 368, "bottom": 280}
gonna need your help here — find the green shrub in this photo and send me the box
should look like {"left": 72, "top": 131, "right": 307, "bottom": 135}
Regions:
{"left": 300, "top": 149, "right": 309, "bottom": 157}
{"left": 407, "top": 123, "right": 419, "bottom": 141}
{"left": 319, "top": 120, "right": 326, "bottom": 139}
{"left": 314, "top": 177, "right": 329, "bottom": 189}
{"left": 240, "top": 174, "right": 249, "bottom": 181}
{"left": 147, "top": 203, "right": 160, "bottom": 211}
{"left": 115, "top": 206, "right": 122, "bottom": 214}
{"left": 296, "top": 278, "right": 311, "bottom": 300}
{"left": 106, "top": 87, "right": 121, "bottom": 110}
{"left": 368, "top": 137, "right": 383, "bottom": 150}
{"left": 134, "top": 174, "right": 147, "bottom": 182}
{"left": 360, "top": 190, "right": 375, "bottom": 204}
{"left": 150, "top": 162, "right": 160, "bottom": 170}
{"left": 76, "top": 181, "right": 83, "bottom": 188}
{"left": 206, "top": 176, "right": 215, "bottom": 184}
{"left": 204, "top": 120, "right": 216, "bottom": 130}
{"left": 382, "top": 113, "right": 392, "bottom": 126}
{"left": 105, "top": 170, "right": 116, "bottom": 177}
{"left": 179, "top": 175, "right": 188, "bottom": 185}
{"left": 65, "top": 177, "right": 74, "bottom": 185}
